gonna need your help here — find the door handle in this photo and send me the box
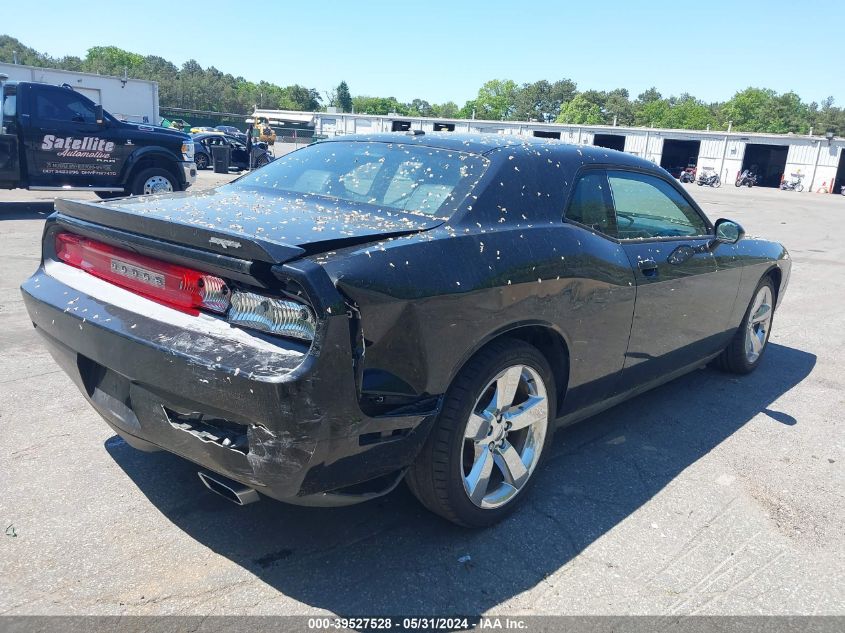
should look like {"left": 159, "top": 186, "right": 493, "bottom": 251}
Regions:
{"left": 637, "top": 258, "right": 659, "bottom": 277}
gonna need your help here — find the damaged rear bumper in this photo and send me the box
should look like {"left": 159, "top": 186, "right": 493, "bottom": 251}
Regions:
{"left": 21, "top": 260, "right": 437, "bottom": 505}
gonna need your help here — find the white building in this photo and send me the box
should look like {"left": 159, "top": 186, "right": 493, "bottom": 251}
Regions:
{"left": 303, "top": 111, "right": 845, "bottom": 193}
{"left": 0, "top": 62, "right": 159, "bottom": 124}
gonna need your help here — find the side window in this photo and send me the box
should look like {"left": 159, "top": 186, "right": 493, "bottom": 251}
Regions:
{"left": 607, "top": 171, "right": 708, "bottom": 239}
{"left": 35, "top": 90, "right": 96, "bottom": 124}
{"left": 565, "top": 171, "right": 617, "bottom": 237}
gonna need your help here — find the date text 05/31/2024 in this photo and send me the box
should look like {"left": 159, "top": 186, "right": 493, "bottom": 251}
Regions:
{"left": 306, "top": 617, "right": 527, "bottom": 630}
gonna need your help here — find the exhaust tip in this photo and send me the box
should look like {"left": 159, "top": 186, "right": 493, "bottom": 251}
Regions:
{"left": 198, "top": 471, "right": 259, "bottom": 506}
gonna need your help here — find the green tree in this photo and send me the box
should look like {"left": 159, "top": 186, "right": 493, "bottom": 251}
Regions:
{"left": 284, "top": 85, "right": 322, "bottom": 111}
{"left": 512, "top": 79, "right": 577, "bottom": 122}
{"left": 556, "top": 92, "right": 604, "bottom": 124}
{"left": 633, "top": 91, "right": 718, "bottom": 130}
{"left": 637, "top": 87, "right": 662, "bottom": 104}
{"left": 720, "top": 88, "right": 774, "bottom": 132}
{"left": 432, "top": 101, "right": 460, "bottom": 118}
{"left": 82, "top": 46, "right": 145, "bottom": 76}
{"left": 336, "top": 80, "right": 352, "bottom": 113}
{"left": 351, "top": 95, "right": 405, "bottom": 115}
{"left": 458, "top": 100, "right": 478, "bottom": 119}
{"left": 604, "top": 88, "right": 634, "bottom": 126}
{"left": 474, "top": 79, "right": 518, "bottom": 120}
{"left": 407, "top": 98, "right": 433, "bottom": 117}
{"left": 0, "top": 34, "right": 52, "bottom": 65}
{"left": 809, "top": 97, "right": 845, "bottom": 136}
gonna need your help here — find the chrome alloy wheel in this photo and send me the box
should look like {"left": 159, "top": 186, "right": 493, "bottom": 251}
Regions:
{"left": 142, "top": 175, "right": 174, "bottom": 195}
{"left": 745, "top": 285, "right": 773, "bottom": 363}
{"left": 461, "top": 365, "right": 549, "bottom": 509}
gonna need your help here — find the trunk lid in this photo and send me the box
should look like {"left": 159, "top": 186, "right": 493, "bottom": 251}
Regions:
{"left": 55, "top": 185, "right": 444, "bottom": 264}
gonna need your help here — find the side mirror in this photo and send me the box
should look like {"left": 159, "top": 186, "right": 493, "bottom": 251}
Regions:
{"left": 713, "top": 218, "right": 745, "bottom": 245}
{"left": 95, "top": 104, "right": 104, "bottom": 124}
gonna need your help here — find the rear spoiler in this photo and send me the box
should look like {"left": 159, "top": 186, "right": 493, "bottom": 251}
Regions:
{"left": 54, "top": 198, "right": 306, "bottom": 264}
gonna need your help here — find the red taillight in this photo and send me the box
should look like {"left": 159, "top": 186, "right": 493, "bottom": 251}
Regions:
{"left": 54, "top": 232, "right": 230, "bottom": 314}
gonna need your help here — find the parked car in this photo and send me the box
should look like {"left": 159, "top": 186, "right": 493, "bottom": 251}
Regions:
{"left": 20, "top": 134, "right": 790, "bottom": 527}
{"left": 192, "top": 132, "right": 272, "bottom": 170}
{"left": 214, "top": 125, "right": 242, "bottom": 136}
{"left": 190, "top": 126, "right": 216, "bottom": 134}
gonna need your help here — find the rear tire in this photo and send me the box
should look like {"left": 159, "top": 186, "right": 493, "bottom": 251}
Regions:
{"left": 406, "top": 339, "right": 556, "bottom": 528}
{"left": 715, "top": 276, "right": 775, "bottom": 374}
{"left": 130, "top": 167, "right": 179, "bottom": 196}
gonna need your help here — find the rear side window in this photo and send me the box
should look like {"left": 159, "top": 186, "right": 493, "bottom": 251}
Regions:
{"left": 565, "top": 171, "right": 617, "bottom": 237}
{"left": 607, "top": 170, "right": 708, "bottom": 239}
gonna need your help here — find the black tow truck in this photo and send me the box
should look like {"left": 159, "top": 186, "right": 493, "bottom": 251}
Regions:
{"left": 0, "top": 81, "right": 196, "bottom": 198}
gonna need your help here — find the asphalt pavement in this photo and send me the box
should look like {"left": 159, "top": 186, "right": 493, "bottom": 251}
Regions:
{"left": 0, "top": 174, "right": 842, "bottom": 616}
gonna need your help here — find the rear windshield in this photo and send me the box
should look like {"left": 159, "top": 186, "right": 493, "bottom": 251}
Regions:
{"left": 235, "top": 141, "right": 489, "bottom": 218}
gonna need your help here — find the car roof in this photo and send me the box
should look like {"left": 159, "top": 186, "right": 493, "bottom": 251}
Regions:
{"left": 320, "top": 132, "right": 656, "bottom": 170}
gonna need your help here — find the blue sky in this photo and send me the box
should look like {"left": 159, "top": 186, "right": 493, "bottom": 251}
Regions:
{"left": 6, "top": 0, "right": 842, "bottom": 106}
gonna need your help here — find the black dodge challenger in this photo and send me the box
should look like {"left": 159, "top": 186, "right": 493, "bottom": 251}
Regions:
{"left": 21, "top": 133, "right": 790, "bottom": 527}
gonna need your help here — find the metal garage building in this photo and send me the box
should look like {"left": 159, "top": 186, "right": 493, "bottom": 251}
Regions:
{"left": 303, "top": 112, "right": 845, "bottom": 194}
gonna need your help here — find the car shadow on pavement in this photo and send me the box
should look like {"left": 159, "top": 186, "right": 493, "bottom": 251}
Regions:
{"left": 106, "top": 342, "right": 815, "bottom": 614}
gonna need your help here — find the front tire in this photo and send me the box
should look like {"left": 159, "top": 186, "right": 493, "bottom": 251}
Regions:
{"left": 406, "top": 339, "right": 556, "bottom": 527}
{"left": 130, "top": 167, "right": 178, "bottom": 196}
{"left": 715, "top": 277, "right": 775, "bottom": 374}
{"left": 195, "top": 153, "right": 210, "bottom": 170}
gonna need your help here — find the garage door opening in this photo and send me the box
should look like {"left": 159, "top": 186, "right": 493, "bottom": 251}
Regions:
{"left": 659, "top": 139, "right": 701, "bottom": 179}
{"left": 391, "top": 120, "right": 411, "bottom": 132}
{"left": 742, "top": 143, "right": 788, "bottom": 188}
{"left": 533, "top": 130, "right": 561, "bottom": 140}
{"left": 833, "top": 148, "right": 845, "bottom": 194}
{"left": 593, "top": 133, "right": 625, "bottom": 151}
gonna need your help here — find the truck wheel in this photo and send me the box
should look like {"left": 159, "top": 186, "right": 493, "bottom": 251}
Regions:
{"left": 130, "top": 168, "right": 178, "bottom": 196}
{"left": 406, "top": 339, "right": 555, "bottom": 527}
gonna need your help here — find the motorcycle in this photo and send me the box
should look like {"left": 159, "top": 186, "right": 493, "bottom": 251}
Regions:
{"left": 780, "top": 175, "right": 804, "bottom": 192}
{"left": 679, "top": 167, "right": 696, "bottom": 183}
{"left": 735, "top": 170, "right": 757, "bottom": 187}
{"left": 697, "top": 168, "right": 721, "bottom": 187}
